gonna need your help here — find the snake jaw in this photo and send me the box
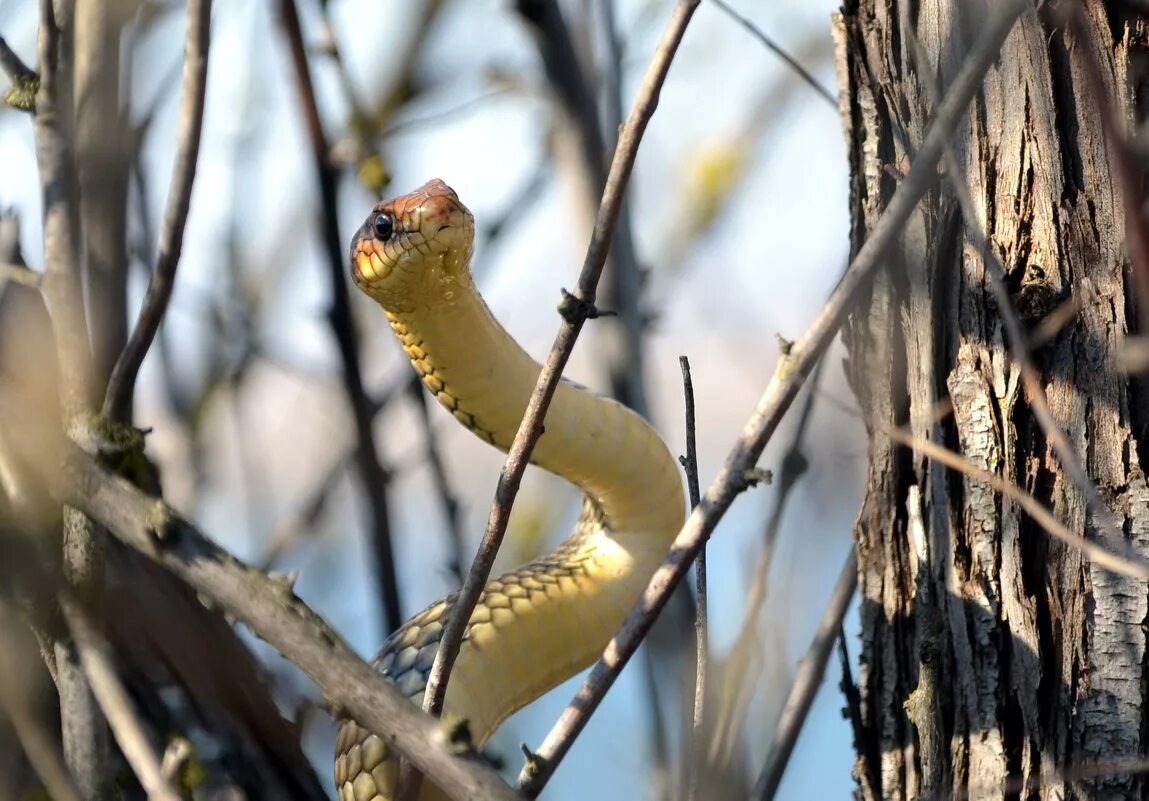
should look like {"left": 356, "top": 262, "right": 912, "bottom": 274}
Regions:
{"left": 349, "top": 179, "right": 475, "bottom": 311}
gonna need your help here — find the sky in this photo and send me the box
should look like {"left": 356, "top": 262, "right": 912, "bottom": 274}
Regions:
{"left": 0, "top": 0, "right": 865, "bottom": 798}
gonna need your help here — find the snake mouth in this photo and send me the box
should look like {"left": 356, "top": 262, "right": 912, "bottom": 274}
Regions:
{"left": 349, "top": 179, "right": 474, "bottom": 297}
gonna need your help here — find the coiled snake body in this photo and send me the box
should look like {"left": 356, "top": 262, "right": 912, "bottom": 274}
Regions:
{"left": 335, "top": 180, "right": 685, "bottom": 801}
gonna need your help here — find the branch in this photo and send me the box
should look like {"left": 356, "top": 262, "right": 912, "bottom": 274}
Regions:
{"left": 708, "top": 0, "right": 837, "bottom": 107}
{"left": 407, "top": 375, "right": 467, "bottom": 585}
{"left": 35, "top": 442, "right": 521, "bottom": 801}
{"left": 33, "top": 0, "right": 111, "bottom": 791}
{"left": 102, "top": 0, "right": 212, "bottom": 422}
{"left": 0, "top": 612, "right": 83, "bottom": 801}
{"left": 680, "top": 355, "right": 707, "bottom": 801}
{"left": 750, "top": 552, "right": 857, "bottom": 801}
{"left": 0, "top": 262, "right": 42, "bottom": 288}
{"left": 277, "top": 0, "right": 402, "bottom": 636}
{"left": 709, "top": 358, "right": 823, "bottom": 769}
{"left": 515, "top": 2, "right": 1029, "bottom": 793}
{"left": 60, "top": 596, "right": 181, "bottom": 801}
{"left": 0, "top": 35, "right": 38, "bottom": 111}
{"left": 422, "top": 0, "right": 702, "bottom": 728}
{"left": 822, "top": 393, "right": 1149, "bottom": 579}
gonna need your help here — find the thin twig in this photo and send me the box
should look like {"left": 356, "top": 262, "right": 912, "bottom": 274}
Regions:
{"left": 751, "top": 551, "right": 857, "bottom": 801}
{"left": 277, "top": 0, "right": 402, "bottom": 636}
{"left": 710, "top": 358, "right": 823, "bottom": 769}
{"left": 0, "top": 35, "right": 36, "bottom": 82}
{"left": 821, "top": 393, "right": 1149, "bottom": 579}
{"left": 407, "top": 374, "right": 467, "bottom": 585}
{"left": 680, "top": 355, "right": 707, "bottom": 801}
{"left": 60, "top": 596, "right": 181, "bottom": 801}
{"left": 0, "top": 613, "right": 83, "bottom": 801}
{"left": 515, "top": 3, "right": 1028, "bottom": 793}
{"left": 35, "top": 442, "right": 520, "bottom": 801}
{"left": 708, "top": 0, "right": 837, "bottom": 108}
{"left": 422, "top": 0, "right": 702, "bottom": 727}
{"left": 102, "top": 0, "right": 212, "bottom": 422}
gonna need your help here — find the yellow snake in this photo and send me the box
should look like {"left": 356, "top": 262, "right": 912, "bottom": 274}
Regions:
{"left": 334, "top": 179, "right": 685, "bottom": 801}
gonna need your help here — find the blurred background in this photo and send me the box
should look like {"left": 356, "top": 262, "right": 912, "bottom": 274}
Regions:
{"left": 0, "top": 0, "right": 863, "bottom": 798}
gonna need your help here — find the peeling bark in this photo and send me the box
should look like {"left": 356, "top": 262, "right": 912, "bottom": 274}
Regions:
{"left": 836, "top": 1, "right": 1149, "bottom": 798}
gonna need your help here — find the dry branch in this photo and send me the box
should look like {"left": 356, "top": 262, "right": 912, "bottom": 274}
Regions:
{"left": 751, "top": 552, "right": 858, "bottom": 801}
{"left": 60, "top": 596, "right": 180, "bottom": 801}
{"left": 103, "top": 0, "right": 212, "bottom": 423}
{"left": 33, "top": 0, "right": 109, "bottom": 790}
{"left": 277, "top": 0, "right": 402, "bottom": 636}
{"left": 35, "top": 442, "right": 520, "bottom": 801}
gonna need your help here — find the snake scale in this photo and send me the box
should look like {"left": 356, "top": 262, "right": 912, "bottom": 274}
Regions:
{"left": 334, "top": 180, "right": 685, "bottom": 801}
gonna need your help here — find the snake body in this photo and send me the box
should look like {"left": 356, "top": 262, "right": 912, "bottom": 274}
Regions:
{"left": 334, "top": 180, "right": 685, "bottom": 801}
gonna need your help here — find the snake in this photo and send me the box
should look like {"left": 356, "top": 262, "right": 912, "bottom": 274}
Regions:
{"left": 334, "top": 179, "right": 685, "bottom": 801}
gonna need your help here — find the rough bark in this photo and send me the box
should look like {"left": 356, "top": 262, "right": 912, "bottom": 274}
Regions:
{"left": 836, "top": 1, "right": 1149, "bottom": 798}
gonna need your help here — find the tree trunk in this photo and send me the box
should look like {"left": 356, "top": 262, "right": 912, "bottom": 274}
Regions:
{"left": 835, "top": 1, "right": 1149, "bottom": 798}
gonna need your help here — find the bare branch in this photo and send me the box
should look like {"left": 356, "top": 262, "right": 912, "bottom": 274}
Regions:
{"left": 709, "top": 359, "right": 823, "bottom": 770}
{"left": 679, "top": 355, "right": 707, "bottom": 801}
{"left": 515, "top": 2, "right": 1029, "bottom": 793}
{"left": 60, "top": 596, "right": 181, "bottom": 801}
{"left": 422, "top": 0, "right": 703, "bottom": 727}
{"left": 103, "top": 0, "right": 212, "bottom": 422}
{"left": 407, "top": 375, "right": 467, "bottom": 585}
{"left": 708, "top": 0, "right": 837, "bottom": 107}
{"left": 0, "top": 262, "right": 42, "bottom": 288}
{"left": 0, "top": 612, "right": 83, "bottom": 801}
{"left": 750, "top": 552, "right": 857, "bottom": 801}
{"left": 0, "top": 35, "right": 38, "bottom": 111}
{"left": 33, "top": 0, "right": 111, "bottom": 790}
{"left": 821, "top": 393, "right": 1149, "bottom": 580}
{"left": 276, "top": 0, "right": 402, "bottom": 636}
{"left": 35, "top": 443, "right": 521, "bottom": 801}
{"left": 0, "top": 35, "right": 36, "bottom": 82}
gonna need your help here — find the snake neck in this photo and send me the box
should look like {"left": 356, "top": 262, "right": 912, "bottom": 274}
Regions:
{"left": 386, "top": 284, "right": 685, "bottom": 553}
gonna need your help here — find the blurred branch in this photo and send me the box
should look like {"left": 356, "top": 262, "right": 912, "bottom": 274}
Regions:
{"left": 103, "top": 0, "right": 212, "bottom": 423}
{"left": 407, "top": 374, "right": 467, "bottom": 585}
{"left": 0, "top": 36, "right": 35, "bottom": 82}
{"left": 33, "top": 0, "right": 110, "bottom": 792}
{"left": 750, "top": 551, "right": 857, "bottom": 801}
{"left": 679, "top": 355, "right": 706, "bottom": 801}
{"left": 0, "top": 612, "right": 83, "bottom": 801}
{"left": 710, "top": 359, "right": 823, "bottom": 768}
{"left": 423, "top": 0, "right": 702, "bottom": 744}
{"left": 60, "top": 596, "right": 181, "bottom": 801}
{"left": 0, "top": 263, "right": 41, "bottom": 288}
{"left": 515, "top": 3, "right": 1028, "bottom": 793}
{"left": 277, "top": 0, "right": 402, "bottom": 635}
{"left": 0, "top": 35, "right": 38, "bottom": 111}
{"left": 74, "top": 0, "right": 133, "bottom": 393}
{"left": 708, "top": 0, "right": 836, "bottom": 107}
{"left": 35, "top": 442, "right": 521, "bottom": 801}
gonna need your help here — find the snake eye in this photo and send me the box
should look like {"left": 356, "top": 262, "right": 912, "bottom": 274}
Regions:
{"left": 372, "top": 213, "right": 394, "bottom": 241}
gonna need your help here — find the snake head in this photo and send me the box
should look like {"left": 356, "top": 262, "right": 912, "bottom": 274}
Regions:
{"left": 350, "top": 178, "right": 476, "bottom": 312}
